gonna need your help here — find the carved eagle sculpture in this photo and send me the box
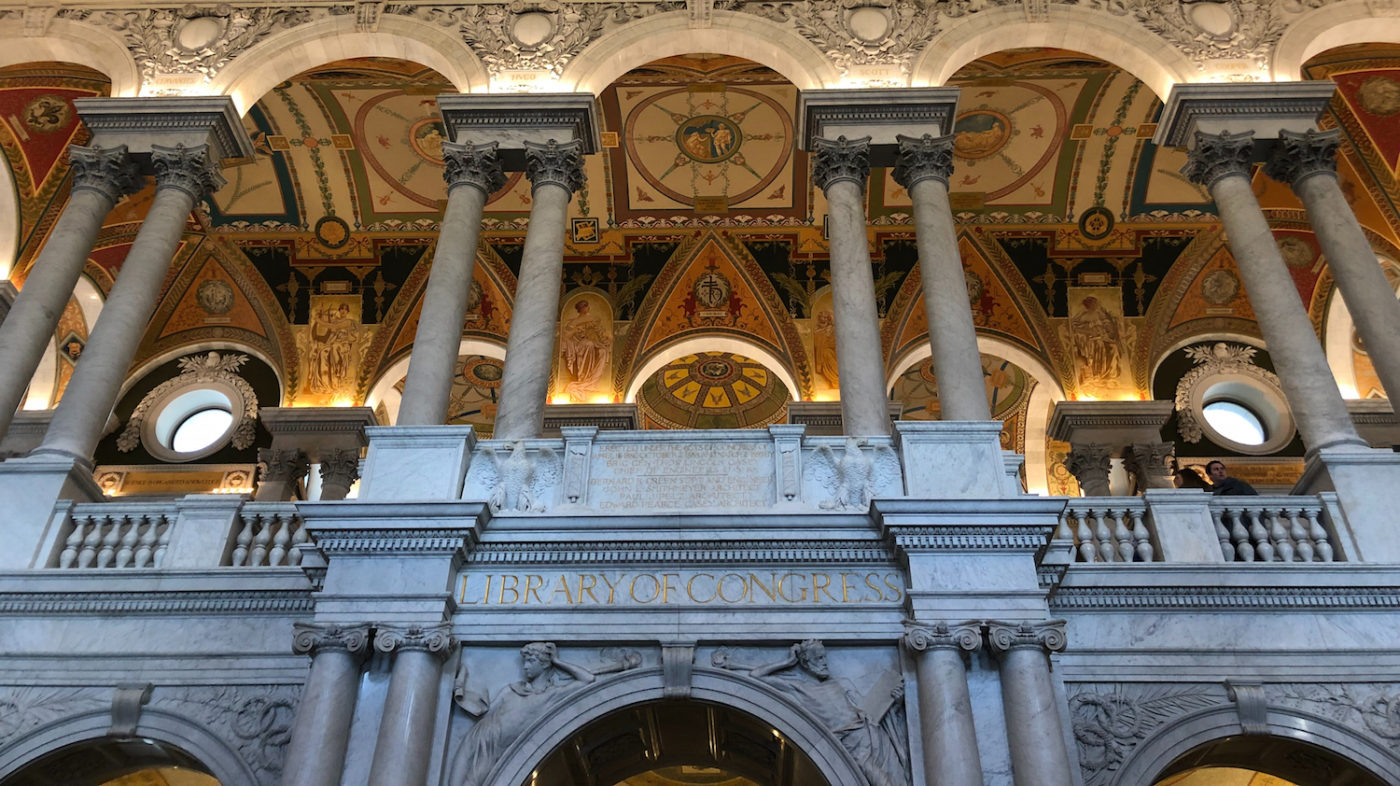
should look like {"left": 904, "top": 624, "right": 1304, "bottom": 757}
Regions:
{"left": 478, "top": 441, "right": 561, "bottom": 513}
{"left": 807, "top": 437, "right": 900, "bottom": 511}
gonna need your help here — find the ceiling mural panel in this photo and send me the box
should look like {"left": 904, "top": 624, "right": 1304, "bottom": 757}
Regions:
{"left": 637, "top": 351, "right": 789, "bottom": 430}
{"left": 890, "top": 354, "right": 1034, "bottom": 453}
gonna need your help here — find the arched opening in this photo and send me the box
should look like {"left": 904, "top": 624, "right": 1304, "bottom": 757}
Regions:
{"left": 1151, "top": 735, "right": 1388, "bottom": 786}
{"left": 4, "top": 737, "right": 219, "bottom": 786}
{"left": 528, "top": 700, "right": 830, "bottom": 786}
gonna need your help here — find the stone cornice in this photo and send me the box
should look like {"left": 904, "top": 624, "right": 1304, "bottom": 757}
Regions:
{"left": 0, "top": 590, "right": 314, "bottom": 615}
{"left": 883, "top": 525, "right": 1057, "bottom": 551}
{"left": 1153, "top": 82, "right": 1336, "bottom": 148}
{"left": 467, "top": 539, "right": 894, "bottom": 566}
{"left": 74, "top": 95, "right": 255, "bottom": 161}
{"left": 1051, "top": 585, "right": 1400, "bottom": 611}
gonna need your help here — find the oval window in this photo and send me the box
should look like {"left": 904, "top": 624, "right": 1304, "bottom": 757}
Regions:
{"left": 1202, "top": 400, "right": 1266, "bottom": 446}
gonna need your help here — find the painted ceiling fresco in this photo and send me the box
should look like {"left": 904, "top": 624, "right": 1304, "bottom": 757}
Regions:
{"left": 13, "top": 42, "right": 1400, "bottom": 488}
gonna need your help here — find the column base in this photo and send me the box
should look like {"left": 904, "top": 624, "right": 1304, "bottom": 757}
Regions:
{"left": 0, "top": 453, "right": 103, "bottom": 568}
{"left": 895, "top": 421, "right": 1009, "bottom": 498}
{"left": 1295, "top": 447, "right": 1400, "bottom": 562}
{"left": 358, "top": 425, "right": 476, "bottom": 500}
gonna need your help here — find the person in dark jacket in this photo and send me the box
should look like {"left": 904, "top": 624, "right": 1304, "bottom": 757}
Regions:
{"left": 1206, "top": 460, "right": 1258, "bottom": 496}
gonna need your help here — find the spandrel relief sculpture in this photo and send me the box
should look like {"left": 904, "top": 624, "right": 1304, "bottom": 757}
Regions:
{"left": 449, "top": 642, "right": 641, "bottom": 786}
{"left": 713, "top": 640, "right": 910, "bottom": 786}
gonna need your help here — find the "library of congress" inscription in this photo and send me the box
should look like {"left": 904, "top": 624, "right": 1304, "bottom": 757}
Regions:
{"left": 457, "top": 570, "right": 904, "bottom": 607}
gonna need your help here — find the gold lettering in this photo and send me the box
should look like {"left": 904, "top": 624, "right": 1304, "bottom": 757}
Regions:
{"left": 499, "top": 574, "right": 520, "bottom": 604}
{"left": 865, "top": 572, "right": 884, "bottom": 603}
{"left": 550, "top": 576, "right": 574, "bottom": 605}
{"left": 813, "top": 572, "right": 837, "bottom": 603}
{"left": 661, "top": 573, "right": 681, "bottom": 604}
{"left": 718, "top": 573, "right": 747, "bottom": 603}
{"left": 841, "top": 572, "right": 859, "bottom": 603}
{"left": 483, "top": 574, "right": 493, "bottom": 605}
{"left": 600, "top": 573, "right": 623, "bottom": 604}
{"left": 524, "top": 575, "right": 545, "bottom": 604}
{"left": 630, "top": 574, "right": 660, "bottom": 603}
{"left": 458, "top": 574, "right": 473, "bottom": 604}
{"left": 578, "top": 574, "right": 600, "bottom": 604}
{"left": 749, "top": 573, "right": 778, "bottom": 603}
{"left": 883, "top": 572, "right": 904, "bottom": 602}
{"left": 778, "top": 573, "right": 807, "bottom": 602}
{"left": 688, "top": 573, "right": 717, "bottom": 603}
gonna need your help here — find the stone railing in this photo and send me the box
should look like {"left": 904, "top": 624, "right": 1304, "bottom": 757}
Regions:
{"left": 228, "top": 502, "right": 308, "bottom": 567}
{"left": 1059, "top": 499, "right": 1155, "bottom": 563}
{"left": 56, "top": 503, "right": 173, "bottom": 569}
{"left": 1210, "top": 496, "right": 1336, "bottom": 563}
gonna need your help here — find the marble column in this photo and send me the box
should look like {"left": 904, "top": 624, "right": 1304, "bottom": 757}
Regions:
{"left": 0, "top": 145, "right": 140, "bottom": 441}
{"left": 492, "top": 140, "right": 585, "bottom": 440}
{"left": 368, "top": 623, "right": 457, "bottom": 786}
{"left": 812, "top": 136, "right": 890, "bottom": 437}
{"left": 903, "top": 621, "right": 984, "bottom": 786}
{"left": 318, "top": 447, "right": 361, "bottom": 501}
{"left": 32, "top": 144, "right": 223, "bottom": 463}
{"left": 1265, "top": 129, "right": 1400, "bottom": 403}
{"left": 987, "top": 620, "right": 1073, "bottom": 786}
{"left": 1183, "top": 131, "right": 1366, "bottom": 455}
{"left": 893, "top": 134, "right": 991, "bottom": 422}
{"left": 397, "top": 142, "right": 505, "bottom": 426}
{"left": 283, "top": 623, "right": 371, "bottom": 786}
{"left": 255, "top": 447, "right": 309, "bottom": 502}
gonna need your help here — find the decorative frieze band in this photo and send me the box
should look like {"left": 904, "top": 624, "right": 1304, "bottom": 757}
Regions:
{"left": 0, "top": 590, "right": 314, "bottom": 615}
{"left": 885, "top": 524, "right": 1057, "bottom": 551}
{"left": 466, "top": 539, "right": 894, "bottom": 566}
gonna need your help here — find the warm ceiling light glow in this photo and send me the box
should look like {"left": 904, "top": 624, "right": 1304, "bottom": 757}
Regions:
{"left": 550, "top": 395, "right": 571, "bottom": 405}
{"left": 331, "top": 396, "right": 356, "bottom": 407}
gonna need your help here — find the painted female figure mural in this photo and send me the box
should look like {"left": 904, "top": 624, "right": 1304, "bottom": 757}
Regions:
{"left": 559, "top": 299, "right": 611, "bottom": 402}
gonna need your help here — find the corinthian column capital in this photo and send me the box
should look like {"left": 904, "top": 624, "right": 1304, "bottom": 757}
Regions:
{"left": 374, "top": 623, "right": 457, "bottom": 661}
{"left": 986, "top": 620, "right": 1067, "bottom": 656}
{"left": 523, "top": 139, "right": 586, "bottom": 195}
{"left": 903, "top": 620, "right": 983, "bottom": 653}
{"left": 292, "top": 622, "right": 372, "bottom": 658}
{"left": 68, "top": 144, "right": 142, "bottom": 204}
{"left": 151, "top": 143, "right": 225, "bottom": 201}
{"left": 811, "top": 135, "right": 871, "bottom": 193}
{"left": 1263, "top": 128, "right": 1340, "bottom": 186}
{"left": 893, "top": 133, "right": 956, "bottom": 190}
{"left": 257, "top": 447, "right": 309, "bottom": 483}
{"left": 319, "top": 448, "right": 362, "bottom": 488}
{"left": 1182, "top": 130, "right": 1255, "bottom": 189}
{"left": 442, "top": 140, "right": 507, "bottom": 196}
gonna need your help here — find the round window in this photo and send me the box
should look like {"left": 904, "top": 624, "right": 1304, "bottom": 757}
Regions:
{"left": 171, "top": 407, "right": 234, "bottom": 453}
{"left": 1202, "top": 400, "right": 1266, "bottom": 446}
{"left": 148, "top": 387, "right": 238, "bottom": 460}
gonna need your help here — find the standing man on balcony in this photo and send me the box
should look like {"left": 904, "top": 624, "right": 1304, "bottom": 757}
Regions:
{"left": 1207, "top": 460, "right": 1258, "bottom": 496}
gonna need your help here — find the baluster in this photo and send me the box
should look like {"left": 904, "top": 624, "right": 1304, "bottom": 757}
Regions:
{"left": 1055, "top": 511, "right": 1073, "bottom": 541}
{"left": 1249, "top": 509, "right": 1273, "bottom": 561}
{"left": 231, "top": 516, "right": 254, "bottom": 566}
{"left": 250, "top": 515, "right": 273, "bottom": 566}
{"left": 1076, "top": 510, "right": 1096, "bottom": 562}
{"left": 269, "top": 516, "right": 291, "bottom": 566}
{"left": 78, "top": 518, "right": 102, "bottom": 568}
{"left": 1211, "top": 507, "right": 1233, "bottom": 561}
{"left": 97, "top": 517, "right": 121, "bottom": 568}
{"left": 1287, "top": 509, "right": 1314, "bottom": 563}
{"left": 1229, "top": 508, "right": 1254, "bottom": 561}
{"left": 134, "top": 516, "right": 158, "bottom": 568}
{"left": 1113, "top": 509, "right": 1134, "bottom": 562}
{"left": 153, "top": 518, "right": 172, "bottom": 567}
{"left": 1269, "top": 508, "right": 1294, "bottom": 562}
{"left": 1304, "top": 508, "right": 1334, "bottom": 562}
{"left": 288, "top": 518, "right": 308, "bottom": 566}
{"left": 60, "top": 519, "right": 86, "bottom": 568}
{"left": 1129, "top": 507, "right": 1154, "bottom": 562}
{"left": 1093, "top": 509, "right": 1115, "bottom": 562}
{"left": 115, "top": 516, "right": 139, "bottom": 568}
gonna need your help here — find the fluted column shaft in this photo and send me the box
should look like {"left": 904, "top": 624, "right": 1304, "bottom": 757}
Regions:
{"left": 904, "top": 621, "right": 983, "bottom": 786}
{"left": 0, "top": 145, "right": 139, "bottom": 441}
{"left": 397, "top": 142, "right": 505, "bottom": 426}
{"left": 1184, "top": 131, "right": 1365, "bottom": 455}
{"left": 812, "top": 136, "right": 890, "bottom": 436}
{"left": 988, "top": 621, "right": 1073, "bottom": 786}
{"left": 1266, "top": 129, "right": 1400, "bottom": 402}
{"left": 894, "top": 134, "right": 991, "bottom": 422}
{"left": 368, "top": 624, "right": 457, "bottom": 786}
{"left": 282, "top": 623, "right": 371, "bottom": 786}
{"left": 493, "top": 140, "right": 585, "bottom": 440}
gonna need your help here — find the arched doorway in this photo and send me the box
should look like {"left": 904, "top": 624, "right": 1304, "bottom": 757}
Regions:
{"left": 4, "top": 737, "right": 218, "bottom": 785}
{"left": 527, "top": 700, "right": 831, "bottom": 786}
{"left": 1151, "top": 736, "right": 1389, "bottom": 786}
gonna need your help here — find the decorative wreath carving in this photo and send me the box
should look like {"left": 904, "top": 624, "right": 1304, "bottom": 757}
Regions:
{"left": 117, "top": 351, "right": 259, "bottom": 455}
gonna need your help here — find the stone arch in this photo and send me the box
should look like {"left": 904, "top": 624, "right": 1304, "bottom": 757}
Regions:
{"left": 480, "top": 666, "right": 868, "bottom": 786}
{"left": 888, "top": 335, "right": 1065, "bottom": 494}
{"left": 213, "top": 14, "right": 489, "bottom": 115}
{"left": 1273, "top": 0, "right": 1400, "bottom": 81}
{"left": 0, "top": 21, "right": 141, "bottom": 97}
{"left": 366, "top": 337, "right": 506, "bottom": 424}
{"left": 1109, "top": 703, "right": 1399, "bottom": 786}
{"left": 0, "top": 707, "right": 256, "bottom": 786}
{"left": 558, "top": 10, "right": 841, "bottom": 95}
{"left": 623, "top": 333, "right": 802, "bottom": 404}
{"left": 118, "top": 339, "right": 285, "bottom": 404}
{"left": 911, "top": 6, "right": 1190, "bottom": 100}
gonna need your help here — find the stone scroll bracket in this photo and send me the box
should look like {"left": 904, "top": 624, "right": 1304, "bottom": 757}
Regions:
{"left": 662, "top": 643, "right": 696, "bottom": 699}
{"left": 109, "top": 682, "right": 153, "bottom": 737}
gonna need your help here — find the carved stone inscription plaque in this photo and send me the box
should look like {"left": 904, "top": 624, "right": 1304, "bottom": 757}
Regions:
{"left": 457, "top": 569, "right": 905, "bottom": 608}
{"left": 589, "top": 440, "right": 774, "bottom": 509}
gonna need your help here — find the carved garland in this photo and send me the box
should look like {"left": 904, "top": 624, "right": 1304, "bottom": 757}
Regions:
{"left": 117, "top": 351, "right": 259, "bottom": 454}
